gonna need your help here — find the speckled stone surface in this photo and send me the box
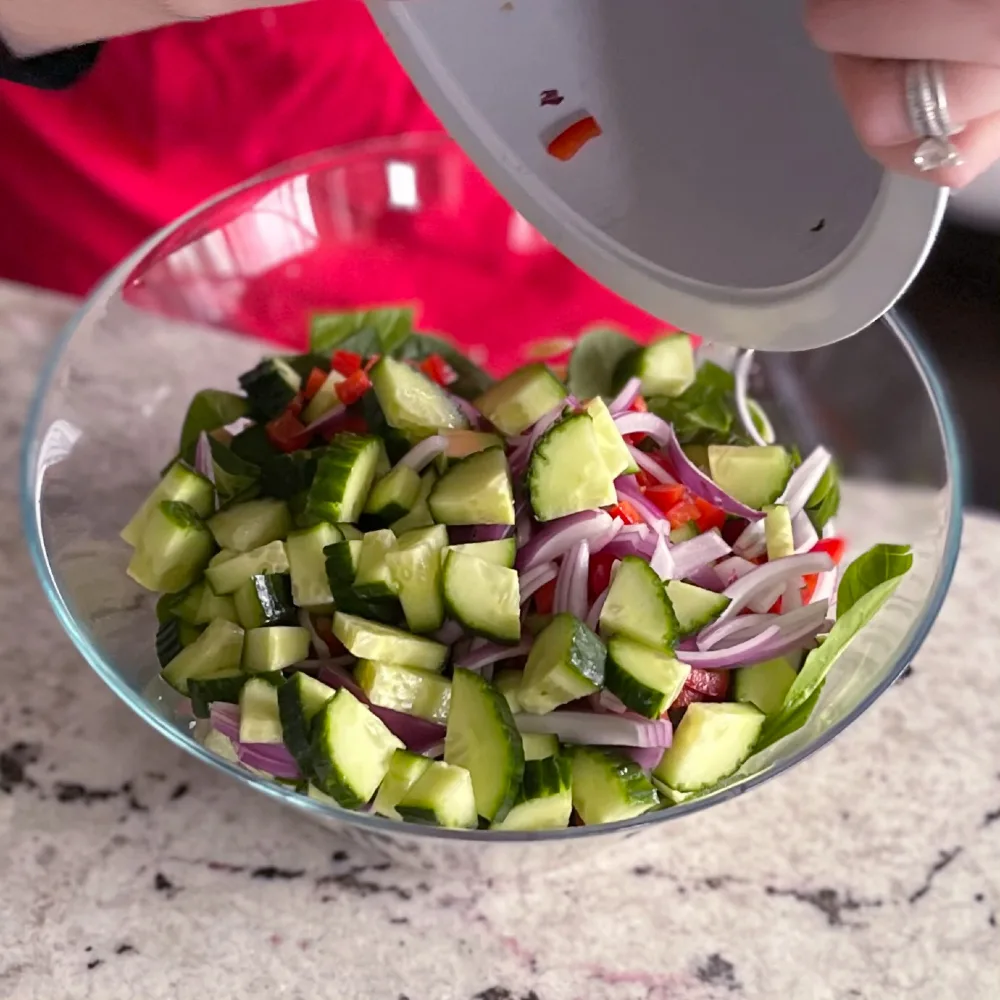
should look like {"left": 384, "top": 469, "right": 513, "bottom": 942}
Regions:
{"left": 0, "top": 281, "right": 998, "bottom": 1000}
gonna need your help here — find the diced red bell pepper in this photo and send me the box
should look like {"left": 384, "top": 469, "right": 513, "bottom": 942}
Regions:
{"left": 608, "top": 500, "right": 643, "bottom": 526}
{"left": 533, "top": 578, "right": 557, "bottom": 616}
{"left": 303, "top": 367, "right": 327, "bottom": 401}
{"left": 266, "top": 408, "right": 311, "bottom": 453}
{"left": 335, "top": 370, "right": 372, "bottom": 407}
{"left": 587, "top": 552, "right": 619, "bottom": 604}
{"left": 330, "top": 350, "right": 363, "bottom": 376}
{"left": 419, "top": 353, "right": 458, "bottom": 387}
{"left": 644, "top": 484, "right": 690, "bottom": 513}
{"left": 629, "top": 395, "right": 648, "bottom": 412}
{"left": 546, "top": 114, "right": 603, "bottom": 161}
{"left": 799, "top": 536, "right": 846, "bottom": 603}
{"left": 693, "top": 496, "right": 726, "bottom": 533}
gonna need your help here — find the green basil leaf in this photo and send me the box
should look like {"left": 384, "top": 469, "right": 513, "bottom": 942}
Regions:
{"left": 836, "top": 543, "right": 913, "bottom": 619}
{"left": 309, "top": 307, "right": 415, "bottom": 355}
{"left": 208, "top": 437, "right": 261, "bottom": 505}
{"left": 805, "top": 462, "right": 841, "bottom": 531}
{"left": 566, "top": 327, "right": 638, "bottom": 400}
{"left": 179, "top": 390, "right": 248, "bottom": 456}
{"left": 753, "top": 680, "right": 826, "bottom": 753}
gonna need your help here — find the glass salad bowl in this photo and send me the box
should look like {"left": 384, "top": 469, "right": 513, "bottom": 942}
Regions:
{"left": 21, "top": 133, "right": 963, "bottom": 875}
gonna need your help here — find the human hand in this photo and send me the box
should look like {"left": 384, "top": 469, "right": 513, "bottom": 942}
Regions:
{"left": 806, "top": 0, "right": 1000, "bottom": 186}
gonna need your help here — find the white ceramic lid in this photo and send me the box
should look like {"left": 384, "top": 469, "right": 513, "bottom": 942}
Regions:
{"left": 368, "top": 0, "right": 947, "bottom": 351}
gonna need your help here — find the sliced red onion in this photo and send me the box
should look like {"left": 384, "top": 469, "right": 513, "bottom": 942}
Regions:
{"left": 299, "top": 609, "right": 331, "bottom": 659}
{"left": 421, "top": 741, "right": 446, "bottom": 760}
{"left": 514, "top": 712, "right": 672, "bottom": 748}
{"left": 456, "top": 636, "right": 533, "bottom": 670}
{"left": 431, "top": 620, "right": 464, "bottom": 645}
{"left": 649, "top": 527, "right": 675, "bottom": 581}
{"left": 697, "top": 613, "right": 776, "bottom": 651}
{"left": 732, "top": 521, "right": 767, "bottom": 559}
{"left": 586, "top": 584, "right": 610, "bottom": 631}
{"left": 447, "top": 393, "right": 484, "bottom": 428}
{"left": 714, "top": 555, "right": 756, "bottom": 588}
{"left": 519, "top": 562, "right": 559, "bottom": 605}
{"left": 448, "top": 524, "right": 514, "bottom": 544}
{"left": 614, "top": 477, "right": 669, "bottom": 529}
{"left": 237, "top": 742, "right": 301, "bottom": 779}
{"left": 734, "top": 349, "right": 769, "bottom": 448}
{"left": 686, "top": 563, "right": 726, "bottom": 593}
{"left": 627, "top": 444, "right": 677, "bottom": 484}
{"left": 811, "top": 569, "right": 837, "bottom": 607}
{"left": 713, "top": 552, "right": 833, "bottom": 626}
{"left": 564, "top": 541, "right": 590, "bottom": 620}
{"left": 315, "top": 663, "right": 444, "bottom": 752}
{"left": 194, "top": 431, "right": 215, "bottom": 484}
{"left": 515, "top": 498, "right": 534, "bottom": 549}
{"left": 509, "top": 401, "right": 569, "bottom": 475}
{"left": 678, "top": 625, "right": 782, "bottom": 669}
{"left": 589, "top": 515, "right": 624, "bottom": 555}
{"left": 665, "top": 434, "right": 765, "bottom": 521}
{"left": 600, "top": 533, "right": 657, "bottom": 561}
{"left": 782, "top": 579, "right": 804, "bottom": 613}
{"left": 792, "top": 510, "right": 819, "bottom": 553}
{"left": 612, "top": 411, "right": 673, "bottom": 445}
{"left": 516, "top": 510, "right": 612, "bottom": 572}
{"left": 609, "top": 376, "right": 643, "bottom": 415}
{"left": 210, "top": 702, "right": 240, "bottom": 742}
{"left": 399, "top": 435, "right": 447, "bottom": 472}
{"left": 782, "top": 447, "right": 833, "bottom": 518}
{"left": 596, "top": 688, "right": 630, "bottom": 714}
{"left": 670, "top": 530, "right": 732, "bottom": 580}
{"left": 618, "top": 745, "right": 666, "bottom": 771}
{"left": 305, "top": 401, "right": 348, "bottom": 434}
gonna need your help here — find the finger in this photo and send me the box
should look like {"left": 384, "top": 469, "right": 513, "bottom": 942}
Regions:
{"left": 806, "top": 0, "right": 1000, "bottom": 65}
{"left": 832, "top": 55, "right": 1000, "bottom": 148}
{"left": 863, "top": 109, "right": 1000, "bottom": 187}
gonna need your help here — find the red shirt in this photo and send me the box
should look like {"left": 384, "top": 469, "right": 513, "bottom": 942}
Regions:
{"left": 0, "top": 0, "right": 654, "bottom": 362}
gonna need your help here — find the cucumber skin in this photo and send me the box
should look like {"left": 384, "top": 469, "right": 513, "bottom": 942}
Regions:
{"left": 604, "top": 644, "right": 680, "bottom": 720}
{"left": 570, "top": 746, "right": 661, "bottom": 826}
{"left": 238, "top": 358, "right": 301, "bottom": 421}
{"left": 305, "top": 434, "right": 381, "bottom": 525}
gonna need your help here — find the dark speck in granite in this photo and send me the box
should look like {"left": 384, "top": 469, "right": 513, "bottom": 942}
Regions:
{"left": 54, "top": 782, "right": 119, "bottom": 804}
{"left": 983, "top": 807, "right": 1000, "bottom": 827}
{"left": 633, "top": 864, "right": 653, "bottom": 876}
{"left": 472, "top": 990, "right": 540, "bottom": 1000}
{"left": 86, "top": 959, "right": 102, "bottom": 971}
{"left": 153, "top": 872, "right": 180, "bottom": 898}
{"left": 695, "top": 953, "right": 742, "bottom": 992}
{"left": 251, "top": 866, "right": 306, "bottom": 881}
{"left": 206, "top": 860, "right": 246, "bottom": 874}
{"left": 0, "top": 742, "right": 40, "bottom": 793}
{"left": 169, "top": 782, "right": 189, "bottom": 801}
{"left": 114, "top": 944, "right": 135, "bottom": 955}
{"left": 908, "top": 847, "right": 962, "bottom": 904}
{"left": 389, "top": 916, "right": 409, "bottom": 925}
{"left": 764, "top": 885, "right": 883, "bottom": 927}
{"left": 896, "top": 664, "right": 914, "bottom": 683}
{"left": 331, "top": 849, "right": 349, "bottom": 862}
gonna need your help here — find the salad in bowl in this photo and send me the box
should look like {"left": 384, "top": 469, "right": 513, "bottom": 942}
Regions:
{"left": 121, "top": 309, "right": 912, "bottom": 832}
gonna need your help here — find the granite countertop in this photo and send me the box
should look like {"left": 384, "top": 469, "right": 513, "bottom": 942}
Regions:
{"left": 0, "top": 280, "right": 998, "bottom": 1000}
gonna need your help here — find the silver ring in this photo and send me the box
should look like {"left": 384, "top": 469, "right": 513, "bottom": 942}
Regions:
{"left": 905, "top": 60, "right": 964, "bottom": 172}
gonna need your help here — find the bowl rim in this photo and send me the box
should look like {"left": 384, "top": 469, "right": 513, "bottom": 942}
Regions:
{"left": 20, "top": 134, "right": 965, "bottom": 843}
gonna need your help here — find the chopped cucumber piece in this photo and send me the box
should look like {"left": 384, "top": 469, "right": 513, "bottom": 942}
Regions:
{"left": 353, "top": 530, "right": 400, "bottom": 600}
{"left": 370, "top": 356, "right": 468, "bottom": 439}
{"left": 364, "top": 465, "right": 422, "bottom": 523}
{"left": 285, "top": 523, "right": 342, "bottom": 607}
{"left": 203, "top": 726, "right": 239, "bottom": 763}
{"left": 447, "top": 538, "right": 517, "bottom": 568}
{"left": 238, "top": 357, "right": 301, "bottom": 421}
{"left": 599, "top": 556, "right": 678, "bottom": 651}
{"left": 155, "top": 619, "right": 185, "bottom": 668}
{"left": 390, "top": 468, "right": 437, "bottom": 534}
{"left": 570, "top": 747, "right": 660, "bottom": 825}
{"left": 305, "top": 434, "right": 382, "bottom": 524}
{"left": 442, "top": 430, "right": 504, "bottom": 460}
{"left": 355, "top": 659, "right": 452, "bottom": 724}
{"left": 528, "top": 414, "right": 617, "bottom": 522}
{"left": 187, "top": 671, "right": 256, "bottom": 719}
{"left": 585, "top": 396, "right": 637, "bottom": 477}
{"left": 193, "top": 584, "right": 240, "bottom": 626}
{"left": 521, "top": 732, "right": 559, "bottom": 761}
{"left": 397, "top": 761, "right": 478, "bottom": 829}
{"left": 207, "top": 498, "right": 291, "bottom": 553}
{"left": 473, "top": 363, "right": 567, "bottom": 436}
{"left": 614, "top": 333, "right": 695, "bottom": 398}
{"left": 159, "top": 584, "right": 203, "bottom": 625}
{"left": 428, "top": 448, "right": 515, "bottom": 525}
{"left": 707, "top": 445, "right": 792, "bottom": 510}
{"left": 238, "top": 676, "right": 285, "bottom": 744}
{"left": 605, "top": 636, "right": 691, "bottom": 719}
{"left": 233, "top": 573, "right": 296, "bottom": 629}
{"left": 519, "top": 613, "right": 606, "bottom": 715}
{"left": 241, "top": 626, "right": 311, "bottom": 673}
{"left": 121, "top": 462, "right": 214, "bottom": 547}
{"left": 332, "top": 612, "right": 448, "bottom": 672}
{"left": 442, "top": 551, "right": 521, "bottom": 644}
{"left": 670, "top": 522, "right": 699, "bottom": 543}
{"left": 444, "top": 668, "right": 525, "bottom": 822}
{"left": 337, "top": 522, "right": 364, "bottom": 541}
{"left": 277, "top": 672, "right": 336, "bottom": 774}
{"left": 325, "top": 540, "right": 399, "bottom": 623}
{"left": 765, "top": 504, "right": 795, "bottom": 561}
{"left": 302, "top": 369, "right": 345, "bottom": 425}
{"left": 384, "top": 525, "right": 449, "bottom": 633}
{"left": 372, "top": 749, "right": 432, "bottom": 820}
{"left": 733, "top": 657, "right": 798, "bottom": 716}
{"left": 494, "top": 669, "right": 524, "bottom": 714}
{"left": 310, "top": 689, "right": 404, "bottom": 808}
{"left": 653, "top": 701, "right": 765, "bottom": 793}
{"left": 204, "top": 540, "right": 289, "bottom": 595}
{"left": 492, "top": 754, "right": 572, "bottom": 831}
{"left": 665, "top": 580, "right": 730, "bottom": 636}
{"left": 127, "top": 501, "right": 214, "bottom": 593}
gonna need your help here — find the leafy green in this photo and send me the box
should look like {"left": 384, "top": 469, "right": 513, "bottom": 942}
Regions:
{"left": 229, "top": 423, "right": 279, "bottom": 468}
{"left": 752, "top": 681, "right": 826, "bottom": 753}
{"left": 836, "top": 543, "right": 913, "bottom": 619}
{"left": 805, "top": 461, "right": 841, "bottom": 531}
{"left": 309, "top": 307, "right": 415, "bottom": 356}
{"left": 208, "top": 437, "right": 260, "bottom": 506}
{"left": 647, "top": 362, "right": 748, "bottom": 445}
{"left": 566, "top": 327, "right": 637, "bottom": 400}
{"left": 258, "top": 448, "right": 323, "bottom": 501}
{"left": 281, "top": 352, "right": 331, "bottom": 380}
{"left": 394, "top": 332, "right": 494, "bottom": 400}
{"left": 178, "top": 390, "right": 248, "bottom": 456}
